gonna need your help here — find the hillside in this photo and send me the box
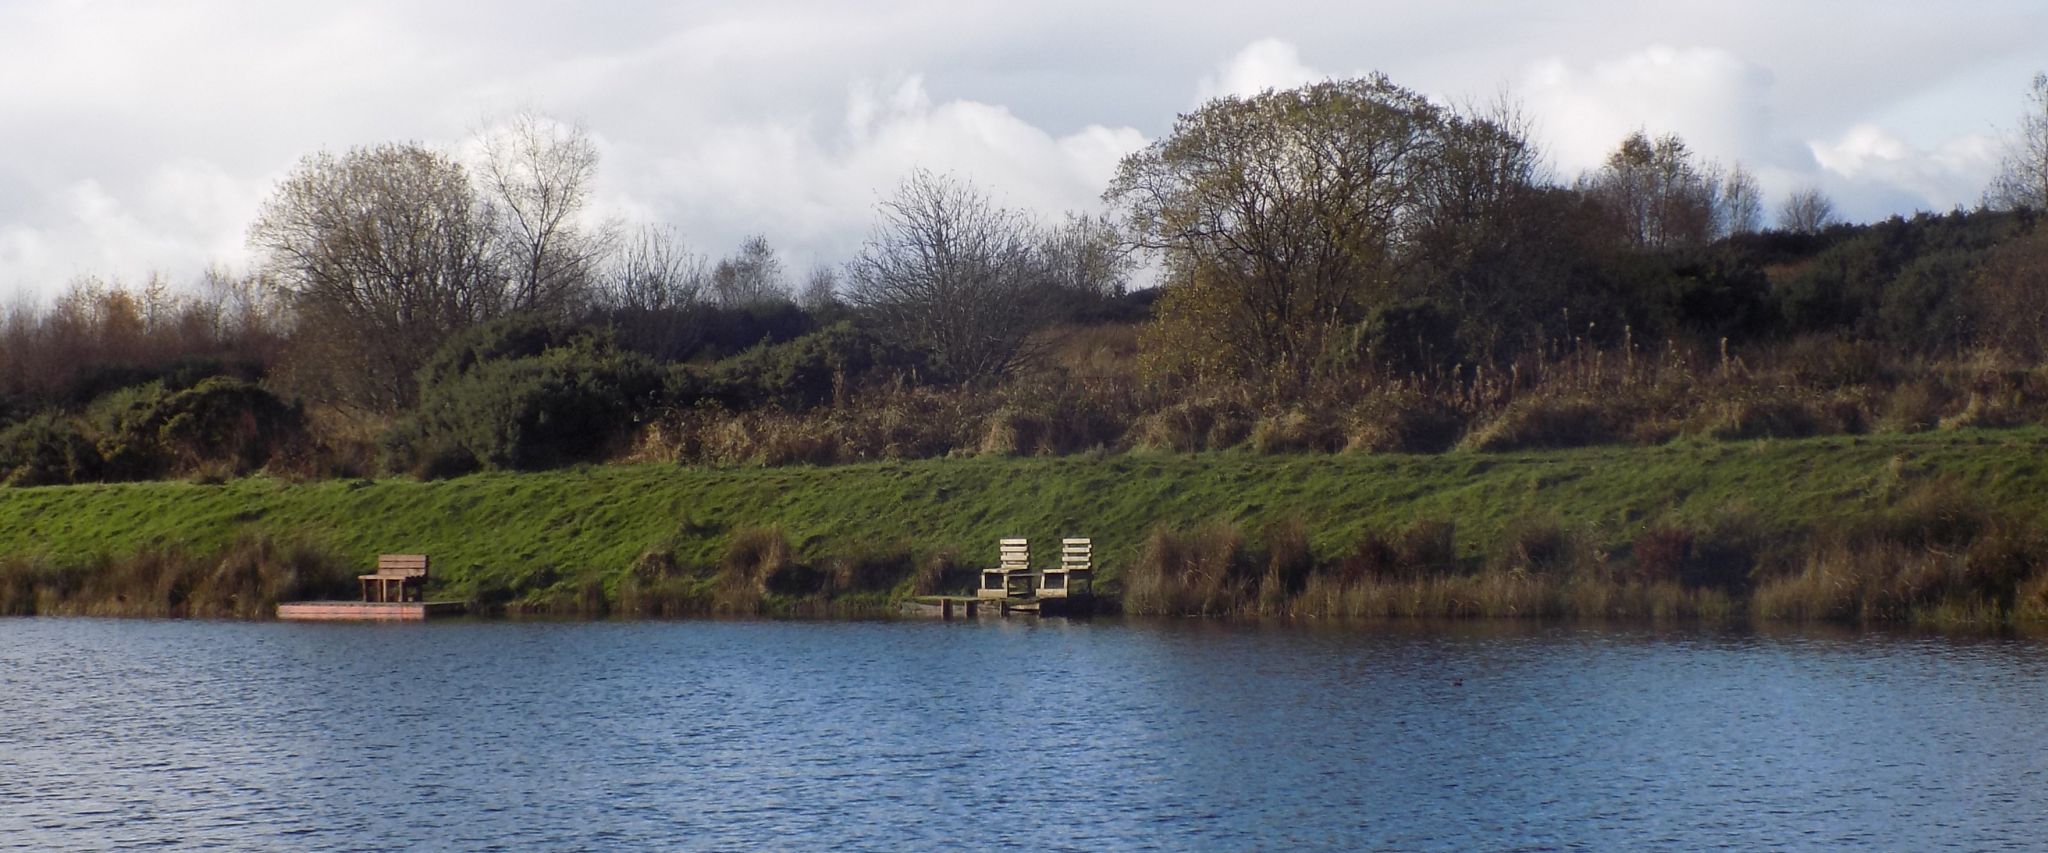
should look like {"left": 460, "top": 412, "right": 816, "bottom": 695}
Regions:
{"left": 5, "top": 427, "right": 2048, "bottom": 622}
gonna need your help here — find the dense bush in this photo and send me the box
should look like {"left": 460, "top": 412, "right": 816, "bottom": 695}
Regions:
{"left": 395, "top": 335, "right": 663, "bottom": 473}
{"left": 704, "top": 322, "right": 925, "bottom": 412}
{"left": 81, "top": 377, "right": 303, "bottom": 481}
{"left": 0, "top": 415, "right": 102, "bottom": 486}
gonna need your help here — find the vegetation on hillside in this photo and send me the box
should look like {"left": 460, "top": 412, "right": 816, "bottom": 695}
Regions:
{"left": 3, "top": 74, "right": 2048, "bottom": 485}
{"left": 7, "top": 75, "right": 2048, "bottom": 627}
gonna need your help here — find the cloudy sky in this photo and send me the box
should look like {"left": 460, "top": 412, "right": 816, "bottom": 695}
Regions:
{"left": 2, "top": 0, "right": 2044, "bottom": 300}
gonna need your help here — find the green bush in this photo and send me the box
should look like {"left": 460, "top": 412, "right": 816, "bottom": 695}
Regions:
{"left": 706, "top": 322, "right": 925, "bottom": 412}
{"left": 395, "top": 325, "right": 664, "bottom": 473}
{"left": 0, "top": 415, "right": 102, "bottom": 486}
{"left": 83, "top": 378, "right": 303, "bottom": 480}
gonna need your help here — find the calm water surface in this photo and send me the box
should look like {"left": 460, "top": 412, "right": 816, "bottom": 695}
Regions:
{"left": 3, "top": 617, "right": 2046, "bottom": 850}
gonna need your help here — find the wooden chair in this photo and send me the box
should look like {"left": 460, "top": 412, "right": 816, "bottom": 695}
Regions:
{"left": 358, "top": 554, "right": 429, "bottom": 603}
{"left": 1040, "top": 538, "right": 1093, "bottom": 598}
{"left": 1000, "top": 537, "right": 1036, "bottom": 598}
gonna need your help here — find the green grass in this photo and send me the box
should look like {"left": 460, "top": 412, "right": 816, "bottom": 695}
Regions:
{"left": 5, "top": 427, "right": 2048, "bottom": 609}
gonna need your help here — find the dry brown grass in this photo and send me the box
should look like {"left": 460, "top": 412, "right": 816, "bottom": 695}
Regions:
{"left": 0, "top": 534, "right": 350, "bottom": 618}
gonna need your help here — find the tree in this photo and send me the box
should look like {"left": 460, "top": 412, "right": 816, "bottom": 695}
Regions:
{"left": 1036, "top": 212, "right": 1135, "bottom": 321}
{"left": 1987, "top": 73, "right": 2048, "bottom": 212}
{"left": 1402, "top": 96, "right": 1561, "bottom": 359}
{"left": 475, "top": 111, "right": 610, "bottom": 315}
{"left": 592, "top": 224, "right": 706, "bottom": 362}
{"left": 474, "top": 111, "right": 612, "bottom": 315}
{"left": 709, "top": 235, "right": 792, "bottom": 308}
{"left": 250, "top": 143, "right": 503, "bottom": 409}
{"left": 1576, "top": 131, "right": 1719, "bottom": 249}
{"left": 1720, "top": 164, "right": 1764, "bottom": 236}
{"left": 1107, "top": 75, "right": 1446, "bottom": 384}
{"left": 598, "top": 224, "right": 703, "bottom": 313}
{"left": 1778, "top": 187, "right": 1837, "bottom": 235}
{"left": 797, "top": 266, "right": 843, "bottom": 315}
{"left": 845, "top": 170, "right": 1046, "bottom": 382}
{"left": 1971, "top": 226, "right": 2048, "bottom": 357}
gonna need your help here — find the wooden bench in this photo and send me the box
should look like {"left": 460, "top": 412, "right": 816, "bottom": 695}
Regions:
{"left": 358, "top": 554, "right": 429, "bottom": 603}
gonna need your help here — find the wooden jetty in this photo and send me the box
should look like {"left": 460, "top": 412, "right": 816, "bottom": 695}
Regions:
{"left": 277, "top": 600, "right": 466, "bottom": 621}
{"left": 911, "top": 536, "right": 1098, "bottom": 618}
{"left": 278, "top": 553, "right": 465, "bottom": 621}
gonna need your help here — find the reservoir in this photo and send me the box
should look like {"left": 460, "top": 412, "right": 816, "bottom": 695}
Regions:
{"left": 4, "top": 617, "right": 2045, "bottom": 850}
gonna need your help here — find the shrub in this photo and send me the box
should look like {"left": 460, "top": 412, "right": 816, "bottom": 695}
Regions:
{"left": 1256, "top": 520, "right": 1313, "bottom": 612}
{"left": 1124, "top": 522, "right": 1255, "bottom": 615}
{"left": 824, "top": 546, "right": 913, "bottom": 594}
{"left": 717, "top": 527, "right": 805, "bottom": 608}
{"left": 1344, "top": 390, "right": 1466, "bottom": 453}
{"left": 0, "top": 414, "right": 102, "bottom": 486}
{"left": 1877, "top": 380, "right": 1955, "bottom": 433}
{"left": 399, "top": 335, "right": 663, "bottom": 472}
{"left": 1250, "top": 407, "right": 1344, "bottom": 454}
{"left": 83, "top": 378, "right": 303, "bottom": 480}
{"left": 980, "top": 407, "right": 1053, "bottom": 456}
{"left": 911, "top": 550, "right": 966, "bottom": 596}
{"left": 1697, "top": 394, "right": 1827, "bottom": 440}
{"left": 1631, "top": 520, "right": 1758, "bottom": 593}
{"left": 707, "top": 322, "right": 924, "bottom": 412}
{"left": 1460, "top": 395, "right": 1616, "bottom": 451}
{"left": 1493, "top": 515, "right": 1595, "bottom": 576}
{"left": 1130, "top": 396, "right": 1253, "bottom": 452}
{"left": 154, "top": 377, "right": 305, "bottom": 475}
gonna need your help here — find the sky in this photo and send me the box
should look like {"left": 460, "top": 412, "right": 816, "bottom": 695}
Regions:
{"left": 2, "top": 0, "right": 2044, "bottom": 301}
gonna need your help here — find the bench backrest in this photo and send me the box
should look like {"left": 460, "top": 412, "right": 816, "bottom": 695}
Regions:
{"left": 376, "top": 554, "right": 430, "bottom": 578}
{"left": 1061, "top": 538, "right": 1092, "bottom": 572}
{"left": 999, "top": 538, "right": 1029, "bottom": 572}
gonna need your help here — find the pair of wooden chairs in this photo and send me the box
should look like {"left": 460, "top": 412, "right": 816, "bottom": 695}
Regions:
{"left": 977, "top": 538, "right": 1093, "bottom": 599}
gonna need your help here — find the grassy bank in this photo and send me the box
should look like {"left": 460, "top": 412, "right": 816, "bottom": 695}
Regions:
{"left": 4, "top": 426, "right": 2048, "bottom": 623}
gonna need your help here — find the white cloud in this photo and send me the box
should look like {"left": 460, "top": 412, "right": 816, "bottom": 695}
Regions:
{"left": 1195, "top": 38, "right": 1330, "bottom": 103}
{"left": 1520, "top": 45, "right": 1776, "bottom": 177}
{"left": 619, "top": 75, "right": 1146, "bottom": 267}
{"left": 1809, "top": 124, "right": 2001, "bottom": 216}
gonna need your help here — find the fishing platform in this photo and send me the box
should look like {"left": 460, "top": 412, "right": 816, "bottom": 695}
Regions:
{"left": 906, "top": 537, "right": 1097, "bottom": 618}
{"left": 277, "top": 553, "right": 466, "bottom": 621}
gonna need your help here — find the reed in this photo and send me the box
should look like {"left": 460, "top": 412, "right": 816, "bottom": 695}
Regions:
{"left": 0, "top": 533, "right": 349, "bottom": 618}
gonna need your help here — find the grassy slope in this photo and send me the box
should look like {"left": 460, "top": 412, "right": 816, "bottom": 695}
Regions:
{"left": 4, "top": 427, "right": 2047, "bottom": 598}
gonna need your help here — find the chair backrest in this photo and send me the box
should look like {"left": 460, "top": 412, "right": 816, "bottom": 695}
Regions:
{"left": 376, "top": 554, "right": 430, "bottom": 579}
{"left": 1061, "top": 538, "right": 1092, "bottom": 572}
{"left": 999, "top": 538, "right": 1029, "bottom": 572}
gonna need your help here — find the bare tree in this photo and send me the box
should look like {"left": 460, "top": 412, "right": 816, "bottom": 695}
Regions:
{"left": 599, "top": 224, "right": 703, "bottom": 313}
{"left": 708, "top": 235, "right": 791, "bottom": 308}
{"left": 798, "top": 265, "right": 843, "bottom": 314}
{"left": 474, "top": 111, "right": 612, "bottom": 315}
{"left": 1778, "top": 186, "right": 1837, "bottom": 235}
{"left": 1719, "top": 164, "right": 1764, "bottom": 236}
{"left": 846, "top": 170, "right": 1046, "bottom": 382}
{"left": 1987, "top": 73, "right": 2048, "bottom": 212}
{"left": 249, "top": 143, "right": 503, "bottom": 408}
{"left": 591, "top": 223, "right": 706, "bottom": 362}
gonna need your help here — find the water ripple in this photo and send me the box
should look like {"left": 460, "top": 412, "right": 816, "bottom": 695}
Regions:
{"left": 2, "top": 619, "right": 2046, "bottom": 849}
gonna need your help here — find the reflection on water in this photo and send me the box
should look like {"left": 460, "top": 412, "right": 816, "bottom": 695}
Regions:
{"left": 3, "top": 617, "right": 2045, "bottom": 850}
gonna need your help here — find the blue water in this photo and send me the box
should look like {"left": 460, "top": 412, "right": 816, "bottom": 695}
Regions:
{"left": 3, "top": 618, "right": 2046, "bottom": 850}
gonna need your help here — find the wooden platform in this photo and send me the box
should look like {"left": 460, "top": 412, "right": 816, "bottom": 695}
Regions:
{"left": 277, "top": 600, "right": 466, "bottom": 621}
{"left": 904, "top": 595, "right": 1095, "bottom": 619}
